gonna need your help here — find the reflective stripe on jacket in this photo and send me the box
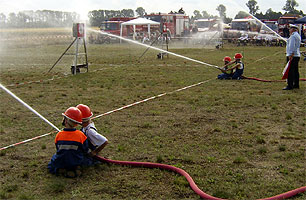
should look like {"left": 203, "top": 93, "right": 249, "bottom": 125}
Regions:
{"left": 51, "top": 128, "right": 88, "bottom": 170}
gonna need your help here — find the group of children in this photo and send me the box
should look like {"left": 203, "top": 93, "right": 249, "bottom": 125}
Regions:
{"left": 217, "top": 53, "right": 244, "bottom": 80}
{"left": 48, "top": 104, "right": 108, "bottom": 178}
{"left": 47, "top": 54, "right": 244, "bottom": 178}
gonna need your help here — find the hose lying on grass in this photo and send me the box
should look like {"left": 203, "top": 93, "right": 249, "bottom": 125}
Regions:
{"left": 242, "top": 76, "right": 306, "bottom": 82}
{"left": 95, "top": 156, "right": 306, "bottom": 200}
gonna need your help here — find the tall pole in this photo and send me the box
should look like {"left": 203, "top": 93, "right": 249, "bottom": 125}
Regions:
{"left": 48, "top": 38, "right": 77, "bottom": 73}
{"left": 74, "top": 38, "right": 79, "bottom": 75}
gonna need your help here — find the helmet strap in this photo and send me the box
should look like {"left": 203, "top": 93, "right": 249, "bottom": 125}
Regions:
{"left": 62, "top": 117, "right": 66, "bottom": 126}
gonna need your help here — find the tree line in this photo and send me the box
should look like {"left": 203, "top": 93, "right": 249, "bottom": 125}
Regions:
{"left": 0, "top": 10, "right": 80, "bottom": 28}
{"left": 0, "top": 0, "right": 303, "bottom": 28}
{"left": 193, "top": 0, "right": 304, "bottom": 24}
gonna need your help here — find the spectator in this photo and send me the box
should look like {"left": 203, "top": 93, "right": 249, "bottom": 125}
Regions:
{"left": 283, "top": 24, "right": 301, "bottom": 90}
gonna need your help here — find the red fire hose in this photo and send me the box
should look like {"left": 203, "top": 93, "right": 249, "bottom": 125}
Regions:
{"left": 242, "top": 76, "right": 306, "bottom": 82}
{"left": 95, "top": 156, "right": 306, "bottom": 200}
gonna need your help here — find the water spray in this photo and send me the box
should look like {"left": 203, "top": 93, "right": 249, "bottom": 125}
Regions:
{"left": 1, "top": 79, "right": 212, "bottom": 150}
{"left": 249, "top": 13, "right": 286, "bottom": 42}
{"left": 226, "top": 0, "right": 286, "bottom": 42}
{"left": 88, "top": 28, "right": 222, "bottom": 70}
{"left": 0, "top": 83, "right": 60, "bottom": 132}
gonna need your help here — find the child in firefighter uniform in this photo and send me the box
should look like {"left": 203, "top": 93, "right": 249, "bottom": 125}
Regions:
{"left": 222, "top": 53, "right": 244, "bottom": 80}
{"left": 48, "top": 107, "right": 88, "bottom": 177}
{"left": 77, "top": 104, "right": 108, "bottom": 161}
{"left": 217, "top": 56, "right": 233, "bottom": 79}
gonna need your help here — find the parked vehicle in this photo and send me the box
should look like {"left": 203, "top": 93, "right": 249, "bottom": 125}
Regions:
{"left": 145, "top": 12, "right": 190, "bottom": 38}
{"left": 100, "top": 17, "right": 135, "bottom": 36}
{"left": 278, "top": 14, "right": 300, "bottom": 36}
{"left": 231, "top": 18, "right": 261, "bottom": 32}
{"left": 193, "top": 18, "right": 222, "bottom": 32}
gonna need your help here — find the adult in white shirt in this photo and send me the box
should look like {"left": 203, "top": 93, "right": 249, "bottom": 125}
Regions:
{"left": 283, "top": 24, "right": 301, "bottom": 90}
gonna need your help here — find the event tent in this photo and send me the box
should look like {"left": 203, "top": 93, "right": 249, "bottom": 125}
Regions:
{"left": 120, "top": 18, "right": 160, "bottom": 41}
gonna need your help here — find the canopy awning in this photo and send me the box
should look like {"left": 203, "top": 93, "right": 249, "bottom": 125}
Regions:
{"left": 120, "top": 18, "right": 160, "bottom": 41}
{"left": 121, "top": 18, "right": 160, "bottom": 26}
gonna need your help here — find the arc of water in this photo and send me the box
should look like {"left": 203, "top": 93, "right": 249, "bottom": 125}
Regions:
{"left": 0, "top": 83, "right": 60, "bottom": 132}
{"left": 88, "top": 28, "right": 222, "bottom": 70}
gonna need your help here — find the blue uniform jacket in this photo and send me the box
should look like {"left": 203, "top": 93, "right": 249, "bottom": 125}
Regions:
{"left": 48, "top": 128, "right": 88, "bottom": 174}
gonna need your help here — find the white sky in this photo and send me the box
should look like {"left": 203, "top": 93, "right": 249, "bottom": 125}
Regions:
{"left": 0, "top": 0, "right": 305, "bottom": 20}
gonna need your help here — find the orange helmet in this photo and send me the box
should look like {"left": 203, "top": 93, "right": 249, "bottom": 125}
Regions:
{"left": 62, "top": 107, "right": 82, "bottom": 124}
{"left": 76, "top": 104, "right": 93, "bottom": 120}
{"left": 234, "top": 53, "right": 243, "bottom": 59}
{"left": 223, "top": 56, "right": 231, "bottom": 62}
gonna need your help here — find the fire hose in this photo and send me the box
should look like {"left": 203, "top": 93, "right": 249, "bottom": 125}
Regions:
{"left": 242, "top": 76, "right": 306, "bottom": 82}
{"left": 1, "top": 83, "right": 305, "bottom": 199}
{"left": 95, "top": 156, "right": 306, "bottom": 200}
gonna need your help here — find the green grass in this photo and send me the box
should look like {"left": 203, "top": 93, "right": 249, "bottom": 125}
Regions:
{"left": 0, "top": 28, "right": 305, "bottom": 200}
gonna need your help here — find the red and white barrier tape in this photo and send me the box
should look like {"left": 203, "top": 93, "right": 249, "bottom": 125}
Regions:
{"left": 92, "top": 80, "right": 210, "bottom": 120}
{"left": 0, "top": 79, "right": 212, "bottom": 151}
{"left": 253, "top": 51, "right": 282, "bottom": 63}
{"left": 0, "top": 131, "right": 57, "bottom": 151}
{"left": 0, "top": 35, "right": 72, "bottom": 42}
{"left": 5, "top": 75, "right": 68, "bottom": 87}
{"left": 3, "top": 63, "right": 205, "bottom": 88}
{"left": 4, "top": 65, "right": 124, "bottom": 88}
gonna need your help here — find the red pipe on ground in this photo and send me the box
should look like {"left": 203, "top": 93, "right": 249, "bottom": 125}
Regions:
{"left": 242, "top": 76, "right": 306, "bottom": 82}
{"left": 95, "top": 156, "right": 306, "bottom": 200}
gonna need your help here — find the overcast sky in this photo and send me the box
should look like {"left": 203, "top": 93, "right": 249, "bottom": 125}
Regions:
{"left": 0, "top": 0, "right": 305, "bottom": 20}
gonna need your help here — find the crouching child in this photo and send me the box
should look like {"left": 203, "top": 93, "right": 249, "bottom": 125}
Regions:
{"left": 48, "top": 107, "right": 88, "bottom": 178}
{"left": 218, "top": 56, "right": 233, "bottom": 79}
{"left": 77, "top": 104, "right": 108, "bottom": 163}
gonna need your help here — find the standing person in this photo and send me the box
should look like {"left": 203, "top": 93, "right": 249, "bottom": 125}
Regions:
{"left": 48, "top": 107, "right": 87, "bottom": 177}
{"left": 283, "top": 24, "right": 301, "bottom": 90}
{"left": 217, "top": 56, "right": 233, "bottom": 79}
{"left": 77, "top": 104, "right": 108, "bottom": 159}
{"left": 283, "top": 24, "right": 290, "bottom": 38}
{"left": 222, "top": 53, "right": 244, "bottom": 80}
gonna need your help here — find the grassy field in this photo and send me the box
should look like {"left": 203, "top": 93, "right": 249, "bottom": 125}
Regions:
{"left": 0, "top": 28, "right": 305, "bottom": 200}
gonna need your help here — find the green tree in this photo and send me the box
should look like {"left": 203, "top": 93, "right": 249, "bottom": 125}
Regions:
{"left": 0, "top": 13, "right": 6, "bottom": 27}
{"left": 234, "top": 11, "right": 249, "bottom": 19}
{"left": 135, "top": 7, "right": 146, "bottom": 17}
{"left": 121, "top": 9, "right": 134, "bottom": 17}
{"left": 283, "top": 0, "right": 299, "bottom": 13}
{"left": 255, "top": 11, "right": 264, "bottom": 19}
{"left": 88, "top": 10, "right": 105, "bottom": 27}
{"left": 246, "top": 0, "right": 259, "bottom": 15}
{"left": 265, "top": 8, "right": 282, "bottom": 20}
{"left": 216, "top": 4, "right": 232, "bottom": 23}
{"left": 7, "top": 13, "right": 18, "bottom": 27}
{"left": 202, "top": 11, "right": 210, "bottom": 18}
{"left": 193, "top": 10, "right": 202, "bottom": 20}
{"left": 216, "top": 4, "right": 226, "bottom": 20}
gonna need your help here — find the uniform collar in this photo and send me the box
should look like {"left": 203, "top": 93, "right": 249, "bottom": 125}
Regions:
{"left": 63, "top": 128, "right": 76, "bottom": 131}
{"left": 83, "top": 122, "right": 95, "bottom": 130}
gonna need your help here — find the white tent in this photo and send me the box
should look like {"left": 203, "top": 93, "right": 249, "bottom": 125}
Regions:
{"left": 120, "top": 18, "right": 160, "bottom": 41}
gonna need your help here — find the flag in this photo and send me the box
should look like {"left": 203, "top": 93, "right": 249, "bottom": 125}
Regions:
{"left": 282, "top": 61, "right": 291, "bottom": 80}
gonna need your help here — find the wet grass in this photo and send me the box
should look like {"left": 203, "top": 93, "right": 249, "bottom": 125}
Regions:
{"left": 0, "top": 28, "right": 305, "bottom": 200}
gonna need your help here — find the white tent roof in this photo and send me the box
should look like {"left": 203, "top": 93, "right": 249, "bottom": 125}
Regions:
{"left": 121, "top": 18, "right": 160, "bottom": 25}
